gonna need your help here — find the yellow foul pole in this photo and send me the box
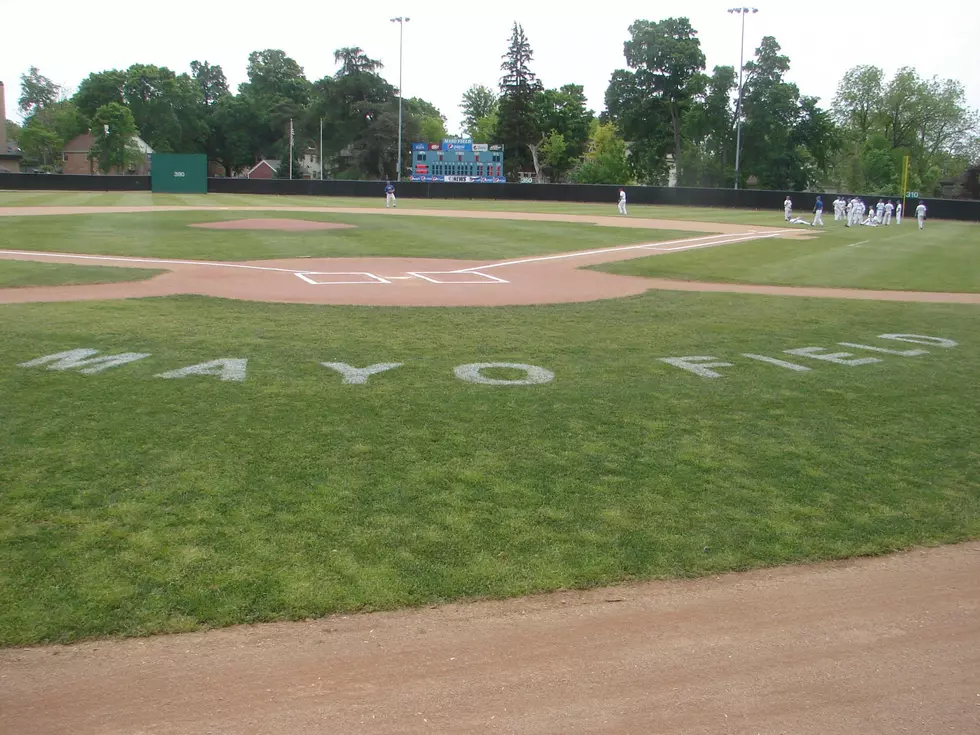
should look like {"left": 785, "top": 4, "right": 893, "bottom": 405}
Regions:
{"left": 900, "top": 155, "right": 910, "bottom": 202}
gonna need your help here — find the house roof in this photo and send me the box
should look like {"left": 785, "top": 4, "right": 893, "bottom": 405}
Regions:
{"left": 63, "top": 132, "right": 154, "bottom": 154}
{"left": 247, "top": 159, "right": 280, "bottom": 175}
{"left": 64, "top": 132, "right": 96, "bottom": 153}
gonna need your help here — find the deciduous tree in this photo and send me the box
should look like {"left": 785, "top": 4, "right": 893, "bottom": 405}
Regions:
{"left": 190, "top": 61, "right": 228, "bottom": 107}
{"left": 622, "top": 18, "right": 705, "bottom": 180}
{"left": 572, "top": 121, "right": 631, "bottom": 184}
{"left": 18, "top": 66, "right": 60, "bottom": 116}
{"left": 73, "top": 70, "right": 126, "bottom": 119}
{"left": 460, "top": 85, "right": 498, "bottom": 136}
{"left": 88, "top": 103, "right": 142, "bottom": 174}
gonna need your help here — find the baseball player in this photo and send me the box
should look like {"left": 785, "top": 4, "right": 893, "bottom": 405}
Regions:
{"left": 916, "top": 201, "right": 927, "bottom": 229}
{"left": 834, "top": 197, "right": 845, "bottom": 221}
{"left": 812, "top": 195, "right": 824, "bottom": 226}
{"left": 618, "top": 188, "right": 627, "bottom": 215}
{"left": 896, "top": 201, "right": 903, "bottom": 224}
{"left": 876, "top": 200, "right": 885, "bottom": 223}
{"left": 784, "top": 196, "right": 793, "bottom": 221}
{"left": 385, "top": 181, "right": 397, "bottom": 208}
{"left": 883, "top": 200, "right": 894, "bottom": 225}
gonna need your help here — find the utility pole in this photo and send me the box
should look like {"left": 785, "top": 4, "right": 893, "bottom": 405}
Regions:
{"left": 320, "top": 117, "right": 324, "bottom": 179}
{"left": 289, "top": 118, "right": 294, "bottom": 179}
{"left": 728, "top": 7, "right": 758, "bottom": 190}
{"left": 391, "top": 16, "right": 410, "bottom": 181}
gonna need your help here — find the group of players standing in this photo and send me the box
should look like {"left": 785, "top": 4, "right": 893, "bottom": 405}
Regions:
{"left": 783, "top": 196, "right": 928, "bottom": 230}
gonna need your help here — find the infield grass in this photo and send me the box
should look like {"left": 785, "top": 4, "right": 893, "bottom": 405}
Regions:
{"left": 0, "top": 210, "right": 702, "bottom": 262}
{"left": 0, "top": 260, "right": 163, "bottom": 288}
{"left": 1, "top": 292, "right": 977, "bottom": 645}
{"left": 596, "top": 220, "right": 980, "bottom": 293}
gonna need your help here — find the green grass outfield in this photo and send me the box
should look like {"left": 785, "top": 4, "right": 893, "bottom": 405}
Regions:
{"left": 0, "top": 189, "right": 863, "bottom": 228}
{"left": 596, "top": 220, "right": 980, "bottom": 293}
{"left": 0, "top": 210, "right": 699, "bottom": 262}
{"left": 0, "top": 196, "right": 978, "bottom": 646}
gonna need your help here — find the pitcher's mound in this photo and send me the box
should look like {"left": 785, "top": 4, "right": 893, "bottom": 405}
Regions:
{"left": 191, "top": 219, "right": 355, "bottom": 232}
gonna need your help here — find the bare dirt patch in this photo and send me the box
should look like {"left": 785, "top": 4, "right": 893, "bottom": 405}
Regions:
{"left": 2, "top": 542, "right": 977, "bottom": 735}
{"left": 2, "top": 235, "right": 979, "bottom": 306}
{"left": 189, "top": 218, "right": 355, "bottom": 232}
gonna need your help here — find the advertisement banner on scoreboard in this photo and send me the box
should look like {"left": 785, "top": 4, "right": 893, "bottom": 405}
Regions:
{"left": 442, "top": 138, "right": 473, "bottom": 152}
{"left": 411, "top": 142, "right": 427, "bottom": 151}
{"left": 472, "top": 143, "right": 489, "bottom": 152}
{"left": 410, "top": 174, "right": 507, "bottom": 183}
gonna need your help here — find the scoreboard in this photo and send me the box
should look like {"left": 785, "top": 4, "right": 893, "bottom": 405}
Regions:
{"left": 410, "top": 138, "right": 506, "bottom": 183}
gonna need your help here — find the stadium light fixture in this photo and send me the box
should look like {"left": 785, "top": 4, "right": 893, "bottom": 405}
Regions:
{"left": 391, "top": 17, "right": 411, "bottom": 182}
{"left": 728, "top": 7, "right": 758, "bottom": 190}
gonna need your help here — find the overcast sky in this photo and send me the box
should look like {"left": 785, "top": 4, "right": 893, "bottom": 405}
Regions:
{"left": 2, "top": 0, "right": 978, "bottom": 136}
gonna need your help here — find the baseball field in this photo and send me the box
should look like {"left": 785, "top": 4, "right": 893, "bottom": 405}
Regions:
{"left": 1, "top": 191, "right": 978, "bottom": 652}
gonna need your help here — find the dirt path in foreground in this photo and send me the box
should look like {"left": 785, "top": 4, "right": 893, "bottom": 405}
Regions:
{"left": 3, "top": 542, "right": 978, "bottom": 735}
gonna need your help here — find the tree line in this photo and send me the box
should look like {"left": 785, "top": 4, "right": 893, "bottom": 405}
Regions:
{"left": 8, "top": 18, "right": 979, "bottom": 195}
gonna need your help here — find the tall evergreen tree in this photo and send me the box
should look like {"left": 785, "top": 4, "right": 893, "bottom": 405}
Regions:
{"left": 497, "top": 22, "right": 543, "bottom": 179}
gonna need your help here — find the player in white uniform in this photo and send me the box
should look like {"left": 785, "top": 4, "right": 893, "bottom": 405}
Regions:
{"left": 618, "top": 188, "right": 627, "bottom": 215}
{"left": 834, "top": 197, "right": 845, "bottom": 221}
{"left": 916, "top": 201, "right": 927, "bottom": 229}
{"left": 875, "top": 200, "right": 885, "bottom": 223}
{"left": 845, "top": 198, "right": 855, "bottom": 226}
{"left": 783, "top": 196, "right": 792, "bottom": 221}
{"left": 883, "top": 201, "right": 894, "bottom": 225}
{"left": 896, "top": 202, "right": 903, "bottom": 224}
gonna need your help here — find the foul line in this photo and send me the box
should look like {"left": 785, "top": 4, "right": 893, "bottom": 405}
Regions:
{"left": 0, "top": 250, "right": 307, "bottom": 274}
{"left": 456, "top": 230, "right": 795, "bottom": 272}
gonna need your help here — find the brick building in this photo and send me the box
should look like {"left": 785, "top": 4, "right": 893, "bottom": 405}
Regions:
{"left": 0, "top": 81, "right": 23, "bottom": 173}
{"left": 62, "top": 131, "right": 153, "bottom": 175}
{"left": 244, "top": 159, "right": 279, "bottom": 179}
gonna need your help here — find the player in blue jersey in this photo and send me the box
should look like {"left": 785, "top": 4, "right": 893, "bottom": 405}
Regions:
{"left": 385, "top": 181, "right": 396, "bottom": 208}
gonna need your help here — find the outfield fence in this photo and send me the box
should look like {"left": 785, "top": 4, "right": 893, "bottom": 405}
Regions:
{"left": 2, "top": 172, "right": 978, "bottom": 221}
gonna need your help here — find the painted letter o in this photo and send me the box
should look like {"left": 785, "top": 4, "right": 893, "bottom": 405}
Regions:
{"left": 454, "top": 363, "right": 555, "bottom": 386}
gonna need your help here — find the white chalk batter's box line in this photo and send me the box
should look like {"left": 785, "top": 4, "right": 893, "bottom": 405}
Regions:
{"left": 407, "top": 270, "right": 509, "bottom": 284}
{"left": 294, "top": 272, "right": 391, "bottom": 285}
{"left": 292, "top": 270, "right": 509, "bottom": 285}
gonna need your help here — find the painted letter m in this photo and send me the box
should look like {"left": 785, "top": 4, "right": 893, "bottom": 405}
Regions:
{"left": 19, "top": 349, "right": 150, "bottom": 374}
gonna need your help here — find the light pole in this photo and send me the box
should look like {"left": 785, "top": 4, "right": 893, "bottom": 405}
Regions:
{"left": 391, "top": 16, "right": 410, "bottom": 181}
{"left": 728, "top": 7, "right": 757, "bottom": 190}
